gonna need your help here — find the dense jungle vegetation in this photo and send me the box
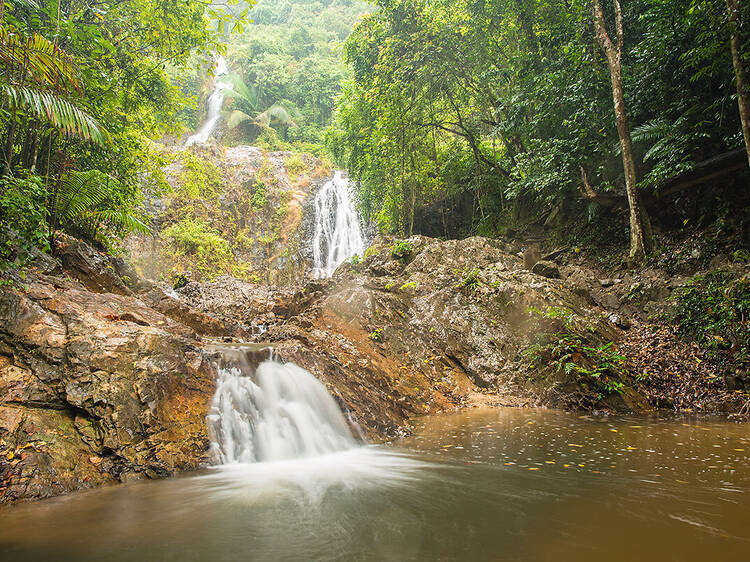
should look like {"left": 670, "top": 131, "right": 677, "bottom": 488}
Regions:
{"left": 327, "top": 0, "right": 750, "bottom": 261}
{"left": 1, "top": 0, "right": 749, "bottom": 268}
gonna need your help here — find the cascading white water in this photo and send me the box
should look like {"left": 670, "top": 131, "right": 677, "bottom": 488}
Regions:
{"left": 185, "top": 56, "right": 230, "bottom": 147}
{"left": 311, "top": 171, "right": 365, "bottom": 278}
{"left": 207, "top": 357, "right": 357, "bottom": 464}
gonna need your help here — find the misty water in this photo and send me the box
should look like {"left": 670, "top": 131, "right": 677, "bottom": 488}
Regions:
{"left": 1, "top": 406, "right": 749, "bottom": 561}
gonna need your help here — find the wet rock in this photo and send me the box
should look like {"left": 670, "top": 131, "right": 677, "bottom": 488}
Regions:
{"left": 58, "top": 238, "right": 132, "bottom": 296}
{"left": 267, "top": 236, "right": 643, "bottom": 439}
{"left": 0, "top": 276, "right": 215, "bottom": 504}
{"left": 531, "top": 260, "right": 560, "bottom": 279}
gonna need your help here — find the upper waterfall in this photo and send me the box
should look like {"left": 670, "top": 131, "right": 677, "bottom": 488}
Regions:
{"left": 207, "top": 355, "right": 357, "bottom": 464}
{"left": 185, "top": 56, "right": 230, "bottom": 147}
{"left": 311, "top": 171, "right": 365, "bottom": 278}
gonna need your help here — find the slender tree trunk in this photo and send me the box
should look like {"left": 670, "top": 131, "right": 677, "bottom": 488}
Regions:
{"left": 727, "top": 0, "right": 750, "bottom": 168}
{"left": 591, "top": 0, "right": 653, "bottom": 263}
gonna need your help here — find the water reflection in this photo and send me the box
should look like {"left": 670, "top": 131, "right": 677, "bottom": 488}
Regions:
{"left": 0, "top": 407, "right": 748, "bottom": 561}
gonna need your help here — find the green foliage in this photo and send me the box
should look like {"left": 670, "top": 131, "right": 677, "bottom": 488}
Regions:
{"left": 0, "top": 174, "right": 48, "bottom": 267}
{"left": 390, "top": 240, "right": 413, "bottom": 261}
{"left": 216, "top": 0, "right": 371, "bottom": 151}
{"left": 456, "top": 269, "right": 480, "bottom": 293}
{"left": 284, "top": 153, "right": 307, "bottom": 180}
{"left": 670, "top": 269, "right": 750, "bottom": 374}
{"left": 251, "top": 180, "right": 268, "bottom": 211}
{"left": 524, "top": 333, "right": 627, "bottom": 397}
{"left": 162, "top": 217, "right": 232, "bottom": 277}
{"left": 363, "top": 245, "right": 379, "bottom": 260}
{"left": 330, "top": 0, "right": 748, "bottom": 239}
{"left": 399, "top": 281, "right": 417, "bottom": 291}
{"left": 177, "top": 152, "right": 223, "bottom": 200}
{"left": 349, "top": 254, "right": 361, "bottom": 265}
{"left": 733, "top": 249, "right": 750, "bottom": 264}
{"left": 0, "top": 0, "right": 249, "bottom": 259}
{"left": 370, "top": 328, "right": 383, "bottom": 341}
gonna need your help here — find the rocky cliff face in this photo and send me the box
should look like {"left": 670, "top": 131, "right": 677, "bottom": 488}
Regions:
{"left": 1, "top": 234, "right": 649, "bottom": 504}
{"left": 124, "top": 144, "right": 331, "bottom": 287}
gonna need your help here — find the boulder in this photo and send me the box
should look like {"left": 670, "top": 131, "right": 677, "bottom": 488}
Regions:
{"left": 531, "top": 260, "right": 560, "bottom": 279}
{"left": 0, "top": 278, "right": 214, "bottom": 504}
{"left": 58, "top": 239, "right": 132, "bottom": 296}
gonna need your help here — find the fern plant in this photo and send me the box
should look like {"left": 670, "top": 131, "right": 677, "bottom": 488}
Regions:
{"left": 48, "top": 170, "right": 149, "bottom": 248}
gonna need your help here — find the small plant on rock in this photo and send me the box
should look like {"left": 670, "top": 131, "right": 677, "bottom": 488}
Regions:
{"left": 370, "top": 328, "right": 383, "bottom": 341}
{"left": 391, "top": 240, "right": 413, "bottom": 261}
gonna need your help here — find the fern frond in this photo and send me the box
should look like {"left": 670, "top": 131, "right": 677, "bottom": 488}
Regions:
{"left": 90, "top": 209, "right": 151, "bottom": 235}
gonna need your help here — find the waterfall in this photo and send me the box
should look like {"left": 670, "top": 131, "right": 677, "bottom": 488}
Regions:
{"left": 207, "top": 355, "right": 357, "bottom": 464}
{"left": 311, "top": 171, "right": 365, "bottom": 278}
{"left": 185, "top": 56, "right": 230, "bottom": 147}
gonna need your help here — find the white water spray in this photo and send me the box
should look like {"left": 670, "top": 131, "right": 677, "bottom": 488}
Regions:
{"left": 207, "top": 357, "right": 357, "bottom": 464}
{"left": 185, "top": 56, "right": 230, "bottom": 147}
{"left": 311, "top": 171, "right": 365, "bottom": 278}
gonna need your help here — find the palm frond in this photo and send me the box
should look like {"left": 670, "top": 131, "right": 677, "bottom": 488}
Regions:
{"left": 226, "top": 109, "right": 253, "bottom": 129}
{"left": 255, "top": 104, "right": 297, "bottom": 127}
{"left": 0, "top": 25, "right": 81, "bottom": 91}
{"left": 0, "top": 83, "right": 109, "bottom": 145}
{"left": 226, "top": 74, "right": 258, "bottom": 108}
{"left": 53, "top": 170, "right": 149, "bottom": 238}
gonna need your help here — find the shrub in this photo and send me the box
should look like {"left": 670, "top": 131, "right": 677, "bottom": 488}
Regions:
{"left": 370, "top": 328, "right": 383, "bottom": 341}
{"left": 284, "top": 153, "right": 307, "bottom": 180}
{"left": 390, "top": 240, "right": 413, "bottom": 261}
{"left": 670, "top": 269, "right": 750, "bottom": 375}
{"left": 524, "top": 333, "right": 627, "bottom": 396}
{"left": 0, "top": 175, "right": 49, "bottom": 268}
{"left": 162, "top": 217, "right": 232, "bottom": 274}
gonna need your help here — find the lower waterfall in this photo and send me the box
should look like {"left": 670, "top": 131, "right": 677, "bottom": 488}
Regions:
{"left": 207, "top": 354, "right": 357, "bottom": 464}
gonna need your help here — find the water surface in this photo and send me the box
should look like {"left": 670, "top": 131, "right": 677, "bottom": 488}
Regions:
{"left": 1, "top": 407, "right": 748, "bottom": 561}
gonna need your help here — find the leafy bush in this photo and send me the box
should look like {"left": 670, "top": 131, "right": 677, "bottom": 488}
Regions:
{"left": 524, "top": 333, "right": 627, "bottom": 396}
{"left": 390, "top": 240, "right": 413, "bottom": 261}
{"left": 162, "top": 217, "right": 232, "bottom": 274}
{"left": 399, "top": 281, "right": 417, "bottom": 291}
{"left": 370, "top": 328, "right": 383, "bottom": 341}
{"left": 284, "top": 153, "right": 307, "bottom": 180}
{"left": 0, "top": 175, "right": 49, "bottom": 267}
{"left": 670, "top": 269, "right": 750, "bottom": 375}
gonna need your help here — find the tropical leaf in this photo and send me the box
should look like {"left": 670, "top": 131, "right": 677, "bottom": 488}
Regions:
{"left": 90, "top": 209, "right": 151, "bottom": 235}
{"left": 255, "top": 104, "right": 297, "bottom": 128}
{"left": 226, "top": 109, "right": 253, "bottom": 129}
{"left": 0, "top": 83, "right": 109, "bottom": 145}
{"left": 0, "top": 25, "right": 81, "bottom": 91}
{"left": 226, "top": 74, "right": 258, "bottom": 108}
{"left": 52, "top": 170, "right": 150, "bottom": 238}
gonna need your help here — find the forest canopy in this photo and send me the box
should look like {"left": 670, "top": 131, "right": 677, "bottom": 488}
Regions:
{"left": 327, "top": 0, "right": 750, "bottom": 260}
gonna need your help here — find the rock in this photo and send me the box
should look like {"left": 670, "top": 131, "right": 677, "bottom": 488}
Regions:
{"left": 608, "top": 313, "right": 631, "bottom": 329}
{"left": 140, "top": 286, "right": 248, "bottom": 338}
{"left": 709, "top": 254, "right": 730, "bottom": 269}
{"left": 268, "top": 236, "right": 642, "bottom": 439}
{"left": 0, "top": 277, "right": 214, "bottom": 504}
{"left": 600, "top": 278, "right": 615, "bottom": 287}
{"left": 531, "top": 260, "right": 560, "bottom": 279}
{"left": 58, "top": 238, "right": 132, "bottom": 296}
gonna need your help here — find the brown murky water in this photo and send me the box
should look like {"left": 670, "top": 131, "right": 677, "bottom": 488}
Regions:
{"left": 0, "top": 407, "right": 748, "bottom": 561}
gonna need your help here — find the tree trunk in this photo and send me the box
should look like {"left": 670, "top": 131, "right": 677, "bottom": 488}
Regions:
{"left": 591, "top": 0, "right": 653, "bottom": 263}
{"left": 727, "top": 0, "right": 750, "bottom": 168}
